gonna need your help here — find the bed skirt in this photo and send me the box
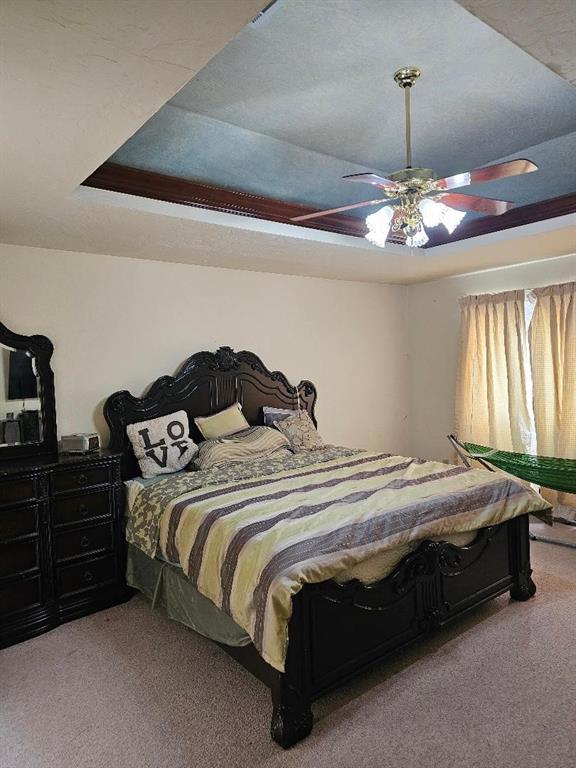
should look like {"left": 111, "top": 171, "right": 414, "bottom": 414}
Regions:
{"left": 126, "top": 543, "right": 250, "bottom": 647}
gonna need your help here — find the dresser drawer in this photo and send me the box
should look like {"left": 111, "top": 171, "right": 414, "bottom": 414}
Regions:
{"left": 0, "top": 477, "right": 39, "bottom": 506}
{"left": 0, "top": 539, "right": 39, "bottom": 578}
{"left": 0, "top": 573, "right": 44, "bottom": 615}
{"left": 0, "top": 503, "right": 40, "bottom": 541}
{"left": 57, "top": 554, "right": 116, "bottom": 597}
{"left": 53, "top": 490, "right": 111, "bottom": 527}
{"left": 52, "top": 465, "right": 110, "bottom": 494}
{"left": 54, "top": 521, "right": 113, "bottom": 562}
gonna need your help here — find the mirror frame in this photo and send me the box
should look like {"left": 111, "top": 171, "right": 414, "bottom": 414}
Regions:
{"left": 0, "top": 320, "right": 58, "bottom": 462}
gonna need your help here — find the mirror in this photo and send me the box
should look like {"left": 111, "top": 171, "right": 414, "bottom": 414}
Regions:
{"left": 0, "top": 321, "right": 57, "bottom": 461}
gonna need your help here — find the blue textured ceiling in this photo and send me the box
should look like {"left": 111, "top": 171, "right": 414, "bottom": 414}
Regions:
{"left": 110, "top": 0, "right": 576, "bottom": 217}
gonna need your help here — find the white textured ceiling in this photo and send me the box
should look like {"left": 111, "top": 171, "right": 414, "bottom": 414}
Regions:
{"left": 0, "top": 0, "right": 575, "bottom": 284}
{"left": 459, "top": 0, "right": 576, "bottom": 85}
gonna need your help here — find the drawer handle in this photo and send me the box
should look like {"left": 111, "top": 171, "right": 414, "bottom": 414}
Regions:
{"left": 83, "top": 570, "right": 94, "bottom": 583}
{"left": 76, "top": 474, "right": 88, "bottom": 486}
{"left": 80, "top": 535, "right": 90, "bottom": 548}
{"left": 78, "top": 503, "right": 89, "bottom": 517}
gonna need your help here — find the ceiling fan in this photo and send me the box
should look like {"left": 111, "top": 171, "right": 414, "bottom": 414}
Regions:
{"left": 291, "top": 67, "right": 538, "bottom": 247}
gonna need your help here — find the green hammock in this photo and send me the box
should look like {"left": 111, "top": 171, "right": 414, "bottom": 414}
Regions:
{"left": 448, "top": 435, "right": 576, "bottom": 494}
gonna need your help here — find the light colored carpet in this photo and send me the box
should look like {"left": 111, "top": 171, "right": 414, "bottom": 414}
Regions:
{"left": 1, "top": 541, "right": 575, "bottom": 768}
{"left": 530, "top": 518, "right": 576, "bottom": 548}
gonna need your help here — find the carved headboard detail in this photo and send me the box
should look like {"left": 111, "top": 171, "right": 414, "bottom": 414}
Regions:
{"left": 103, "top": 346, "right": 317, "bottom": 479}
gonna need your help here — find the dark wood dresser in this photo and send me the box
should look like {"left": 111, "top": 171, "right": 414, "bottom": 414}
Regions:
{"left": 0, "top": 450, "right": 131, "bottom": 648}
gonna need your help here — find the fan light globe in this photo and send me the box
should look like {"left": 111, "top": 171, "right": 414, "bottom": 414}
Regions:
{"left": 419, "top": 198, "right": 466, "bottom": 235}
{"left": 418, "top": 198, "right": 444, "bottom": 228}
{"left": 440, "top": 204, "right": 466, "bottom": 234}
{"left": 365, "top": 206, "right": 394, "bottom": 248}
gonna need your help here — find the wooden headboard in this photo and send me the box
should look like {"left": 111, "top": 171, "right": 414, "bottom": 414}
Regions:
{"left": 103, "top": 346, "right": 317, "bottom": 479}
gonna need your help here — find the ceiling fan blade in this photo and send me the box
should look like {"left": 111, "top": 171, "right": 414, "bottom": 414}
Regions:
{"left": 343, "top": 173, "right": 399, "bottom": 191}
{"left": 290, "top": 198, "right": 390, "bottom": 222}
{"left": 432, "top": 192, "right": 515, "bottom": 216}
{"left": 435, "top": 159, "right": 538, "bottom": 191}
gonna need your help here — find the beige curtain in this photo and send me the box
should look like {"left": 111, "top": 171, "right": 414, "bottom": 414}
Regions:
{"left": 455, "top": 290, "right": 533, "bottom": 452}
{"left": 530, "top": 281, "right": 576, "bottom": 510}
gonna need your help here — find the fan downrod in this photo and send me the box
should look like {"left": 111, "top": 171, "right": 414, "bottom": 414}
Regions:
{"left": 393, "top": 67, "right": 421, "bottom": 168}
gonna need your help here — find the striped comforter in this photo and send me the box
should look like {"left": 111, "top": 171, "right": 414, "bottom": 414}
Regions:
{"left": 127, "top": 450, "right": 551, "bottom": 671}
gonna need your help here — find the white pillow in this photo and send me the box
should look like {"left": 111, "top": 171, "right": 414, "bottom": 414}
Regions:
{"left": 126, "top": 410, "right": 198, "bottom": 478}
{"left": 194, "top": 402, "right": 249, "bottom": 440}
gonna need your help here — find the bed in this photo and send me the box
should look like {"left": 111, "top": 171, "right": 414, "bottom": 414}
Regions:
{"left": 104, "top": 346, "right": 549, "bottom": 748}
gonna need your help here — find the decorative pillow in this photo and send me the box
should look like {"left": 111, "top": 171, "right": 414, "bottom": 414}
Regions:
{"left": 126, "top": 411, "right": 198, "bottom": 479}
{"left": 194, "top": 402, "right": 249, "bottom": 440}
{"left": 273, "top": 410, "right": 324, "bottom": 452}
{"left": 262, "top": 406, "right": 298, "bottom": 426}
{"left": 194, "top": 426, "right": 291, "bottom": 471}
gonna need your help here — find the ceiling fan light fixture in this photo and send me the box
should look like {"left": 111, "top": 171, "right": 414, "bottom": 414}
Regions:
{"left": 365, "top": 205, "right": 394, "bottom": 248}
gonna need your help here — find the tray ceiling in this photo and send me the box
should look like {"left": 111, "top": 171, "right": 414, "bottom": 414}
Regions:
{"left": 2, "top": 0, "right": 574, "bottom": 283}
{"left": 108, "top": 0, "right": 576, "bottom": 229}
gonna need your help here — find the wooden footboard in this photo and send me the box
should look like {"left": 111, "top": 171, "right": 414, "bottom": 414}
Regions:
{"left": 263, "top": 515, "right": 536, "bottom": 747}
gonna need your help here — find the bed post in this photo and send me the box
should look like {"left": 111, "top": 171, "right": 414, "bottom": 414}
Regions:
{"left": 509, "top": 515, "right": 537, "bottom": 601}
{"left": 270, "top": 590, "right": 313, "bottom": 748}
{"left": 270, "top": 676, "right": 313, "bottom": 748}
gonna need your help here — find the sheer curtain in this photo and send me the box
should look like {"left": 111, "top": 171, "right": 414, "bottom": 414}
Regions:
{"left": 455, "top": 290, "right": 534, "bottom": 452}
{"left": 530, "top": 281, "right": 576, "bottom": 511}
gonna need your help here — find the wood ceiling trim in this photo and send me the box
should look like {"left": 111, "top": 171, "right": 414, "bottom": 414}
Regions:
{"left": 82, "top": 162, "right": 576, "bottom": 249}
{"left": 81, "top": 162, "right": 374, "bottom": 240}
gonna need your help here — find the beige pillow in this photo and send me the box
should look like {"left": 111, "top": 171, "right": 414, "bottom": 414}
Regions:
{"left": 194, "top": 402, "right": 249, "bottom": 440}
{"left": 274, "top": 410, "right": 324, "bottom": 452}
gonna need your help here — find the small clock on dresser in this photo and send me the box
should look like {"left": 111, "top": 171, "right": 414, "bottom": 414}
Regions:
{"left": 0, "top": 321, "right": 131, "bottom": 647}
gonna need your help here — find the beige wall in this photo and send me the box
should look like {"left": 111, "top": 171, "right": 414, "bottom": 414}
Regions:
{"left": 406, "top": 253, "right": 576, "bottom": 462}
{"left": 2, "top": 242, "right": 572, "bottom": 461}
{"left": 0, "top": 244, "right": 410, "bottom": 454}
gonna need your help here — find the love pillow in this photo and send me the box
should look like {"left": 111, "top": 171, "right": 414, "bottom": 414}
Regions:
{"left": 126, "top": 410, "right": 198, "bottom": 478}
